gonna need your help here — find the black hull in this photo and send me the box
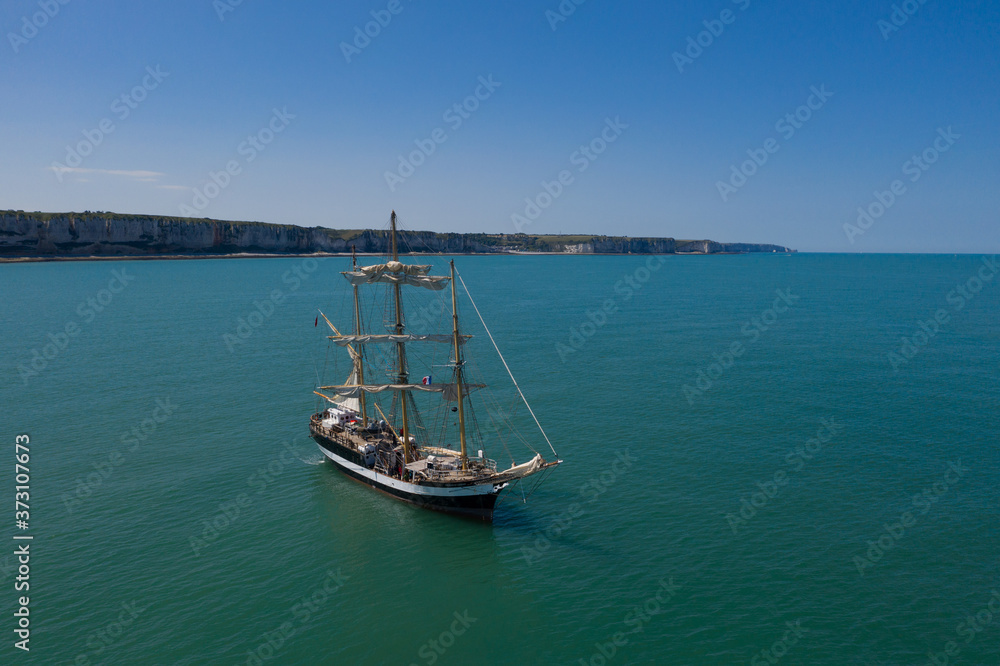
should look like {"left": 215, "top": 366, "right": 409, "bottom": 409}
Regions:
{"left": 311, "top": 431, "right": 501, "bottom": 521}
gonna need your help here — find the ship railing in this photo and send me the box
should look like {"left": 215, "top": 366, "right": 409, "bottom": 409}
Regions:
{"left": 312, "top": 421, "right": 344, "bottom": 435}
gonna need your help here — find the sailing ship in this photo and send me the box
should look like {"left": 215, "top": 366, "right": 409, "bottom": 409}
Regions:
{"left": 309, "top": 212, "right": 561, "bottom": 521}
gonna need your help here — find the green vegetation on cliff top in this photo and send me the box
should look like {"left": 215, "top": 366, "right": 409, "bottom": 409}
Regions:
{"left": 0, "top": 210, "right": 785, "bottom": 253}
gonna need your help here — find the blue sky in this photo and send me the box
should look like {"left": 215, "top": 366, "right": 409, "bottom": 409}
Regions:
{"left": 1, "top": 0, "right": 996, "bottom": 252}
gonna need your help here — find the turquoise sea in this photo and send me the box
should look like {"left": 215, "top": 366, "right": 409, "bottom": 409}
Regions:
{"left": 1, "top": 253, "right": 998, "bottom": 665}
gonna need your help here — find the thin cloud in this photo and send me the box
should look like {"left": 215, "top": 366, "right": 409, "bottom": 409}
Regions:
{"left": 156, "top": 185, "right": 192, "bottom": 191}
{"left": 47, "top": 167, "right": 166, "bottom": 180}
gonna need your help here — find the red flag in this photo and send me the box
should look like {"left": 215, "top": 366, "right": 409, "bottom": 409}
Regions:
{"left": 314, "top": 315, "right": 318, "bottom": 327}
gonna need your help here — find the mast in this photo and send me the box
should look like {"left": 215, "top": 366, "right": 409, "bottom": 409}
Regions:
{"left": 390, "top": 211, "right": 411, "bottom": 467}
{"left": 351, "top": 245, "right": 368, "bottom": 426}
{"left": 450, "top": 260, "right": 468, "bottom": 470}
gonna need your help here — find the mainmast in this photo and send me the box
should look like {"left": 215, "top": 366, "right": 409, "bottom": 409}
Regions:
{"left": 390, "top": 211, "right": 412, "bottom": 466}
{"left": 450, "top": 260, "right": 468, "bottom": 470}
{"left": 351, "top": 245, "right": 368, "bottom": 427}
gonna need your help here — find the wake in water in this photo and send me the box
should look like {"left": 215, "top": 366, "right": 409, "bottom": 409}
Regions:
{"left": 299, "top": 452, "right": 326, "bottom": 466}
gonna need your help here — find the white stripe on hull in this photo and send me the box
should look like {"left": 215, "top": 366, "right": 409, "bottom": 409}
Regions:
{"left": 316, "top": 444, "right": 502, "bottom": 497}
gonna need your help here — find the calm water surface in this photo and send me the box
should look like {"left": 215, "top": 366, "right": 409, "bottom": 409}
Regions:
{"left": 1, "top": 253, "right": 998, "bottom": 664}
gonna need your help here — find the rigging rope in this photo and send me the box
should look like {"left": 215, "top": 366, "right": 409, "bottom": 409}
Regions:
{"left": 455, "top": 268, "right": 559, "bottom": 459}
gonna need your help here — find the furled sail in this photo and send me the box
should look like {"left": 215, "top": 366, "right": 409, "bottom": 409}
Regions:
{"left": 342, "top": 261, "right": 450, "bottom": 291}
{"left": 334, "top": 367, "right": 362, "bottom": 413}
{"left": 503, "top": 453, "right": 545, "bottom": 479}
{"left": 319, "top": 383, "right": 485, "bottom": 402}
{"left": 329, "top": 334, "right": 469, "bottom": 346}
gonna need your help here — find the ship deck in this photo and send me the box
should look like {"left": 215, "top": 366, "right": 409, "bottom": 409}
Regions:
{"left": 309, "top": 413, "right": 502, "bottom": 485}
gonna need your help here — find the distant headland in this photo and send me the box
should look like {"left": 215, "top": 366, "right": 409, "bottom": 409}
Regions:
{"left": 0, "top": 210, "right": 794, "bottom": 260}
